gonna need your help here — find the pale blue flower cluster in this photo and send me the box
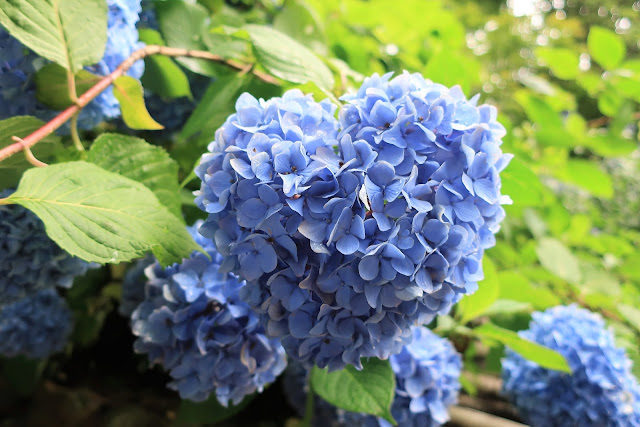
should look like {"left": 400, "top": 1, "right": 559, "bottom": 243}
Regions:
{"left": 284, "top": 326, "right": 461, "bottom": 427}
{"left": 0, "top": 190, "right": 93, "bottom": 305}
{"left": 130, "top": 221, "right": 287, "bottom": 406}
{"left": 502, "top": 305, "right": 640, "bottom": 427}
{"left": 0, "top": 0, "right": 144, "bottom": 129}
{"left": 195, "top": 72, "right": 510, "bottom": 371}
{"left": 0, "top": 289, "right": 73, "bottom": 359}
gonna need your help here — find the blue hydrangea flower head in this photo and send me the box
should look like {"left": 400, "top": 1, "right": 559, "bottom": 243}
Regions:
{"left": 0, "top": 0, "right": 144, "bottom": 129}
{"left": 284, "top": 326, "right": 461, "bottom": 427}
{"left": 0, "top": 189, "right": 94, "bottom": 305}
{"left": 195, "top": 75, "right": 510, "bottom": 371}
{"left": 502, "top": 305, "right": 640, "bottom": 427}
{"left": 130, "top": 221, "right": 287, "bottom": 406}
{"left": 0, "top": 289, "right": 73, "bottom": 359}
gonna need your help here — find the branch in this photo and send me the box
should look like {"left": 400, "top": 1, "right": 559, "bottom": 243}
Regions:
{"left": 0, "top": 45, "right": 279, "bottom": 163}
{"left": 448, "top": 406, "right": 526, "bottom": 427}
{"left": 588, "top": 111, "right": 640, "bottom": 128}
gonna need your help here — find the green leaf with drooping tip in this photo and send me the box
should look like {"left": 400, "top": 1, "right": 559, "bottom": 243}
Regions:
{"left": 0, "top": 0, "right": 107, "bottom": 72}
{"left": 3, "top": 161, "right": 201, "bottom": 266}
{"left": 113, "top": 76, "right": 164, "bottom": 130}
{"left": 588, "top": 26, "right": 626, "bottom": 70}
{"left": 475, "top": 323, "right": 572, "bottom": 373}
{"left": 34, "top": 63, "right": 102, "bottom": 110}
{"left": 87, "top": 134, "right": 182, "bottom": 218}
{"left": 311, "top": 358, "right": 396, "bottom": 425}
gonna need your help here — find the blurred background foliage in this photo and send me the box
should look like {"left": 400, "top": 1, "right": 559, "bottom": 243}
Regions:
{"left": 2, "top": 0, "right": 639, "bottom": 424}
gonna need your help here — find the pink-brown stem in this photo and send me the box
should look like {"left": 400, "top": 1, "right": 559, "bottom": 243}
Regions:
{"left": 0, "top": 45, "right": 278, "bottom": 163}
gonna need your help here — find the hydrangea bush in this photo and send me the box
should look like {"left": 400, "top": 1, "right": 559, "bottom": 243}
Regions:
{"left": 0, "top": 289, "right": 73, "bottom": 359}
{"left": 0, "top": 0, "right": 144, "bottom": 128}
{"left": 502, "top": 305, "right": 640, "bottom": 427}
{"left": 195, "top": 72, "right": 511, "bottom": 370}
{"left": 0, "top": 189, "right": 93, "bottom": 305}
{"left": 130, "top": 221, "right": 287, "bottom": 406}
{"left": 284, "top": 326, "right": 462, "bottom": 426}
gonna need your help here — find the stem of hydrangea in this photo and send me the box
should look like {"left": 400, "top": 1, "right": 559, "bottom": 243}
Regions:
{"left": 449, "top": 406, "right": 526, "bottom": 427}
{"left": 0, "top": 45, "right": 279, "bottom": 164}
{"left": 66, "top": 68, "right": 84, "bottom": 152}
{"left": 301, "top": 382, "right": 315, "bottom": 427}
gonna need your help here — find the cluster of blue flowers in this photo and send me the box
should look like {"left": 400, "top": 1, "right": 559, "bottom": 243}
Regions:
{"left": 0, "top": 189, "right": 92, "bottom": 358}
{"left": 0, "top": 0, "right": 144, "bottom": 129}
{"left": 195, "top": 72, "right": 511, "bottom": 370}
{"left": 502, "top": 305, "right": 640, "bottom": 426}
{"left": 129, "top": 221, "right": 287, "bottom": 406}
{"left": 0, "top": 289, "right": 73, "bottom": 359}
{"left": 284, "top": 326, "right": 462, "bottom": 426}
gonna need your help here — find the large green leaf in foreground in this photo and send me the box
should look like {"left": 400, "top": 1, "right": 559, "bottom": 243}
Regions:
{"left": 2, "top": 161, "right": 201, "bottom": 266}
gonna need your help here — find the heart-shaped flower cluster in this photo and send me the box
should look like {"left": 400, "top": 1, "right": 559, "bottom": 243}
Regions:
{"left": 195, "top": 72, "right": 511, "bottom": 371}
{"left": 130, "top": 221, "right": 287, "bottom": 406}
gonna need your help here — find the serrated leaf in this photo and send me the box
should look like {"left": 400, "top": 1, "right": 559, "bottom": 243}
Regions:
{"left": 311, "top": 359, "right": 396, "bottom": 425}
{"left": 113, "top": 76, "right": 164, "bottom": 130}
{"left": 2, "top": 161, "right": 201, "bottom": 266}
{"left": 34, "top": 63, "right": 102, "bottom": 110}
{"left": 0, "top": 0, "right": 107, "bottom": 72}
{"left": 180, "top": 73, "right": 246, "bottom": 140}
{"left": 457, "top": 257, "right": 500, "bottom": 324}
{"left": 588, "top": 26, "right": 626, "bottom": 70}
{"left": 156, "top": 1, "right": 220, "bottom": 77}
{"left": 475, "top": 323, "right": 571, "bottom": 373}
{"left": 138, "top": 28, "right": 192, "bottom": 99}
{"left": 87, "top": 134, "right": 181, "bottom": 217}
{"left": 0, "top": 116, "right": 62, "bottom": 188}
{"left": 535, "top": 237, "right": 582, "bottom": 285}
{"left": 245, "top": 24, "right": 334, "bottom": 90}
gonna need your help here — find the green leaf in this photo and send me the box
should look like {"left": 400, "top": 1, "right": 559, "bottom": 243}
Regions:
{"left": 535, "top": 47, "right": 579, "bottom": 80}
{"left": 0, "top": 0, "right": 107, "bottom": 72}
{"left": 583, "top": 134, "right": 637, "bottom": 157}
{"left": 245, "top": 24, "right": 334, "bottom": 90}
{"left": 588, "top": 26, "right": 626, "bottom": 70}
{"left": 138, "top": 29, "right": 192, "bottom": 99}
{"left": 556, "top": 159, "right": 613, "bottom": 198}
{"left": 457, "top": 257, "right": 500, "bottom": 323}
{"left": 3, "top": 161, "right": 201, "bottom": 266}
{"left": 273, "top": 0, "right": 327, "bottom": 54}
{"left": 311, "top": 359, "right": 396, "bottom": 424}
{"left": 483, "top": 299, "right": 533, "bottom": 317}
{"left": 176, "top": 392, "right": 254, "bottom": 425}
{"left": 475, "top": 323, "right": 572, "bottom": 373}
{"left": 0, "top": 116, "right": 62, "bottom": 188}
{"left": 500, "top": 158, "right": 544, "bottom": 206}
{"left": 535, "top": 237, "right": 582, "bottom": 284}
{"left": 113, "top": 76, "right": 164, "bottom": 130}
{"left": 34, "top": 63, "right": 102, "bottom": 110}
{"left": 498, "top": 271, "right": 561, "bottom": 310}
{"left": 180, "top": 73, "right": 246, "bottom": 140}
{"left": 156, "top": 1, "right": 220, "bottom": 77}
{"left": 618, "top": 305, "right": 640, "bottom": 334}
{"left": 87, "top": 134, "right": 182, "bottom": 217}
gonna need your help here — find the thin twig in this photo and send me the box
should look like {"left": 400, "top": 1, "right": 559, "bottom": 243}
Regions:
{"left": 69, "top": 114, "right": 84, "bottom": 151}
{"left": 587, "top": 112, "right": 640, "bottom": 128}
{"left": 462, "top": 372, "right": 503, "bottom": 396}
{"left": 23, "top": 145, "right": 48, "bottom": 167}
{"left": 448, "top": 406, "right": 526, "bottom": 427}
{"left": 0, "top": 45, "right": 278, "bottom": 163}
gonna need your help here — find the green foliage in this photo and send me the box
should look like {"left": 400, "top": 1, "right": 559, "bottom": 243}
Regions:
{"left": 2, "top": 161, "right": 200, "bottom": 266}
{"left": 176, "top": 393, "right": 254, "bottom": 425}
{"left": 34, "top": 64, "right": 101, "bottom": 110}
{"left": 311, "top": 359, "right": 396, "bottom": 424}
{"left": 457, "top": 257, "right": 500, "bottom": 324}
{"left": 0, "top": 0, "right": 107, "bottom": 72}
{"left": 113, "top": 76, "right": 164, "bottom": 130}
{"left": 588, "top": 26, "right": 626, "bottom": 71}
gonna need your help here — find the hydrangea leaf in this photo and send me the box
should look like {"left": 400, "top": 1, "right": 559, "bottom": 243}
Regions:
{"left": 113, "top": 76, "right": 164, "bottom": 130}
{"left": 457, "top": 257, "right": 500, "bottom": 324}
{"left": 1, "top": 161, "right": 201, "bottom": 266}
{"left": 180, "top": 73, "right": 246, "bottom": 141}
{"left": 498, "top": 271, "right": 561, "bottom": 310}
{"left": 0, "top": 116, "right": 62, "bottom": 188}
{"left": 155, "top": 0, "right": 220, "bottom": 77}
{"left": 34, "top": 63, "right": 101, "bottom": 111}
{"left": 475, "top": 322, "right": 571, "bottom": 373}
{"left": 535, "top": 47, "right": 579, "bottom": 80}
{"left": 273, "top": 0, "right": 328, "bottom": 55}
{"left": 588, "top": 26, "right": 626, "bottom": 70}
{"left": 499, "top": 158, "right": 544, "bottom": 206}
{"left": 87, "top": 134, "right": 182, "bottom": 218}
{"left": 138, "top": 28, "right": 192, "bottom": 99}
{"left": 0, "top": 0, "right": 107, "bottom": 72}
{"left": 245, "top": 24, "right": 334, "bottom": 90}
{"left": 535, "top": 237, "right": 582, "bottom": 285}
{"left": 311, "top": 358, "right": 397, "bottom": 425}
{"left": 555, "top": 159, "right": 614, "bottom": 198}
